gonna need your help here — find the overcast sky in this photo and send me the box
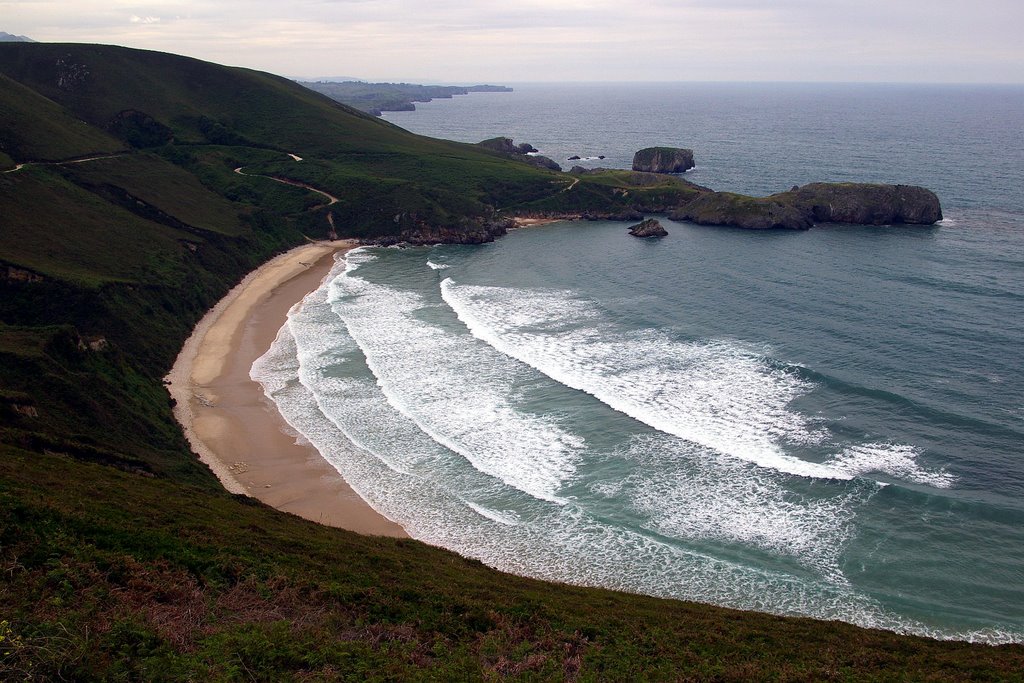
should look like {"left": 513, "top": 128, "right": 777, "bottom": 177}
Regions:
{"left": 3, "top": 1, "right": 1023, "bottom": 83}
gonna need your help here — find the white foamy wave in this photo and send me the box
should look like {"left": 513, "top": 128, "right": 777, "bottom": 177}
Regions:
{"left": 343, "top": 246, "right": 376, "bottom": 274}
{"left": 828, "top": 443, "right": 956, "bottom": 489}
{"left": 427, "top": 260, "right": 450, "bottom": 270}
{"left": 441, "top": 280, "right": 847, "bottom": 480}
{"left": 624, "top": 434, "right": 874, "bottom": 583}
{"left": 441, "top": 280, "right": 953, "bottom": 489}
{"left": 326, "top": 260, "right": 583, "bottom": 502}
{"left": 465, "top": 501, "right": 521, "bottom": 525}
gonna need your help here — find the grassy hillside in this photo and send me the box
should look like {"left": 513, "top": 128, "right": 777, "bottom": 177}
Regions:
{"left": 1, "top": 42, "right": 1021, "bottom": 678}
{"left": 0, "top": 72, "right": 126, "bottom": 161}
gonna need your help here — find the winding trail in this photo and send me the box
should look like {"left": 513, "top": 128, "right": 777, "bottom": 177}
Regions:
{"left": 2, "top": 152, "right": 126, "bottom": 174}
{"left": 234, "top": 153, "right": 339, "bottom": 208}
{"left": 3, "top": 150, "right": 338, "bottom": 213}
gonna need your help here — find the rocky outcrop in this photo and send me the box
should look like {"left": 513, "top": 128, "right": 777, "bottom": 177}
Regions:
{"left": 477, "top": 137, "right": 561, "bottom": 171}
{"left": 670, "top": 183, "right": 942, "bottom": 230}
{"left": 670, "top": 193, "right": 813, "bottom": 230}
{"left": 526, "top": 155, "right": 562, "bottom": 171}
{"left": 370, "top": 217, "right": 515, "bottom": 246}
{"left": 4, "top": 265, "right": 45, "bottom": 283}
{"left": 477, "top": 137, "right": 539, "bottom": 156}
{"left": 632, "top": 147, "right": 695, "bottom": 174}
{"left": 778, "top": 183, "right": 943, "bottom": 225}
{"left": 628, "top": 218, "right": 668, "bottom": 237}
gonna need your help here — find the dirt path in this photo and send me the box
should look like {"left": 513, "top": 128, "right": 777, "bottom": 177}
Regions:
{"left": 2, "top": 152, "right": 125, "bottom": 174}
{"left": 234, "top": 153, "right": 339, "bottom": 207}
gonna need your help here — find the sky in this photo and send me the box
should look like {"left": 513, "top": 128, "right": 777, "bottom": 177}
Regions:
{"left": 2, "top": 0, "right": 1023, "bottom": 83}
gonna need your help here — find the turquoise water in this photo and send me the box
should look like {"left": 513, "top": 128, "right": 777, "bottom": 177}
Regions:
{"left": 254, "top": 84, "right": 1024, "bottom": 642}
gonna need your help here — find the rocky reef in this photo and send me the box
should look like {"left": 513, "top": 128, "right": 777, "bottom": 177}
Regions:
{"left": 628, "top": 218, "right": 668, "bottom": 237}
{"left": 632, "top": 147, "right": 695, "bottom": 174}
{"left": 671, "top": 183, "right": 942, "bottom": 230}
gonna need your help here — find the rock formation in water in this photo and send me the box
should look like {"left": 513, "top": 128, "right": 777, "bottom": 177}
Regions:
{"left": 632, "top": 147, "right": 695, "bottom": 174}
{"left": 670, "top": 183, "right": 942, "bottom": 230}
{"left": 780, "top": 183, "right": 943, "bottom": 225}
{"left": 628, "top": 218, "right": 668, "bottom": 237}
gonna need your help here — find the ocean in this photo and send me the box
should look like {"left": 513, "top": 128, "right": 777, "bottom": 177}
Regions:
{"left": 252, "top": 83, "right": 1024, "bottom": 642}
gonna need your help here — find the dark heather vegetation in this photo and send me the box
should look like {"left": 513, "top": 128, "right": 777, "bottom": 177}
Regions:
{"left": 1, "top": 42, "right": 1020, "bottom": 679}
{"left": 301, "top": 80, "right": 512, "bottom": 117}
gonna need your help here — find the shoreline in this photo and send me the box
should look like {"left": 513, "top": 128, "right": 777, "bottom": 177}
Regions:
{"left": 511, "top": 216, "right": 576, "bottom": 229}
{"left": 165, "top": 241, "right": 408, "bottom": 537}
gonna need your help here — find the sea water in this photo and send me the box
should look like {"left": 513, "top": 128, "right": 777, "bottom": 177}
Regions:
{"left": 252, "top": 83, "right": 1024, "bottom": 642}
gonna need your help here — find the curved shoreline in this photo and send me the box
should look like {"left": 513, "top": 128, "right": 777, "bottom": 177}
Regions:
{"left": 165, "top": 240, "right": 407, "bottom": 537}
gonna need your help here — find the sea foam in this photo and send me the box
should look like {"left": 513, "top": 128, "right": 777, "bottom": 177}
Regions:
{"left": 440, "top": 280, "right": 952, "bottom": 488}
{"left": 325, "top": 250, "right": 583, "bottom": 502}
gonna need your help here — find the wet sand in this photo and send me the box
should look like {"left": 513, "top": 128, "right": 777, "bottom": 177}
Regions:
{"left": 166, "top": 241, "right": 407, "bottom": 537}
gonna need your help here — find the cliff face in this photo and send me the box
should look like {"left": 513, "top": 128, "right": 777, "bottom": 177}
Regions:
{"left": 670, "top": 183, "right": 942, "bottom": 230}
{"left": 371, "top": 216, "right": 514, "bottom": 246}
{"left": 781, "top": 183, "right": 943, "bottom": 225}
{"left": 632, "top": 147, "right": 695, "bottom": 174}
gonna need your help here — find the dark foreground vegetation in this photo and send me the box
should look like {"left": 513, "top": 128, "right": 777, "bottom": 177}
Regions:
{"left": 1, "top": 42, "right": 1021, "bottom": 679}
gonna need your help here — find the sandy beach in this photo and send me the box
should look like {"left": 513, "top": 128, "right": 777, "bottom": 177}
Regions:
{"left": 512, "top": 216, "right": 575, "bottom": 228}
{"left": 166, "top": 241, "right": 407, "bottom": 537}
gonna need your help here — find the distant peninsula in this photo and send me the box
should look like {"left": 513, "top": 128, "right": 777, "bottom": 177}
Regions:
{"left": 0, "top": 31, "right": 35, "bottom": 42}
{"left": 300, "top": 80, "right": 512, "bottom": 116}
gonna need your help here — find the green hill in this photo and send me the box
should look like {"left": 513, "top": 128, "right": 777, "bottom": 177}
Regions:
{"left": 1, "top": 42, "right": 1021, "bottom": 679}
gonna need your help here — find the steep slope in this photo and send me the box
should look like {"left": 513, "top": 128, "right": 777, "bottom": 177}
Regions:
{"left": 0, "top": 72, "right": 125, "bottom": 161}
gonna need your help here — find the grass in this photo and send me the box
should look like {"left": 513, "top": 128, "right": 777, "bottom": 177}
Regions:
{"left": 0, "top": 166, "right": 197, "bottom": 285}
{"left": 0, "top": 73, "right": 126, "bottom": 162}
{"left": 2, "top": 446, "right": 1022, "bottom": 681}
{"left": 58, "top": 153, "right": 248, "bottom": 237}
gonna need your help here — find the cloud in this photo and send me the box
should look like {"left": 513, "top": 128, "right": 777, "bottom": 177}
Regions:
{"left": 2, "top": 0, "right": 1022, "bottom": 82}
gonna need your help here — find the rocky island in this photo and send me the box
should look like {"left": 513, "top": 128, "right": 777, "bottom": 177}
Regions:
{"left": 628, "top": 218, "right": 669, "bottom": 237}
{"left": 632, "top": 146, "right": 695, "bottom": 173}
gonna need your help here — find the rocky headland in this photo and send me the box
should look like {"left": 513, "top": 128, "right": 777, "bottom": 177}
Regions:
{"left": 368, "top": 216, "right": 515, "bottom": 246}
{"left": 670, "top": 183, "right": 942, "bottom": 230}
{"left": 302, "top": 81, "right": 513, "bottom": 116}
{"left": 478, "top": 137, "right": 562, "bottom": 171}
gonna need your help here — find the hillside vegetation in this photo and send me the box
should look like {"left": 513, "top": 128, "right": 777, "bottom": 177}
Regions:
{"left": 1, "top": 42, "right": 1021, "bottom": 679}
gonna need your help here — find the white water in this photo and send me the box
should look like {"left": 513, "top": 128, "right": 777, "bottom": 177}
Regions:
{"left": 440, "top": 280, "right": 953, "bottom": 489}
